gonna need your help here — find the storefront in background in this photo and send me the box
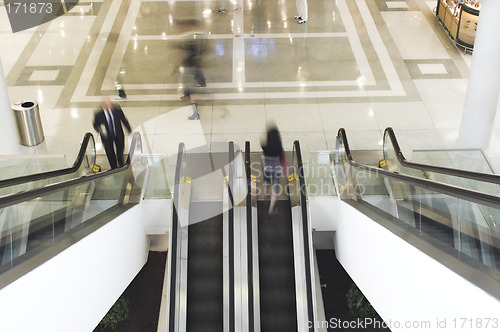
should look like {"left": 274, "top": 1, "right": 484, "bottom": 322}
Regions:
{"left": 436, "top": 0, "right": 481, "bottom": 51}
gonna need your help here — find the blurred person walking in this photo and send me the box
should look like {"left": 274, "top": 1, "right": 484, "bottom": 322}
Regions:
{"left": 261, "top": 125, "right": 287, "bottom": 215}
{"left": 93, "top": 97, "right": 132, "bottom": 169}
{"left": 179, "top": 36, "right": 206, "bottom": 120}
{"left": 295, "top": 0, "right": 308, "bottom": 24}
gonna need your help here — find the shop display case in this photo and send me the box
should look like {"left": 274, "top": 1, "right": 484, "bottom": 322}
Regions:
{"left": 436, "top": 0, "right": 480, "bottom": 51}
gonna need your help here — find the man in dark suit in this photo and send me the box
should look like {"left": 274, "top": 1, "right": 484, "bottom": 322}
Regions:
{"left": 93, "top": 97, "right": 132, "bottom": 169}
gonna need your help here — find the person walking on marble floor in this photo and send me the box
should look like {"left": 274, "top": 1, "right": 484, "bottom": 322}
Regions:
{"left": 93, "top": 97, "right": 132, "bottom": 169}
{"left": 295, "top": 0, "right": 308, "bottom": 24}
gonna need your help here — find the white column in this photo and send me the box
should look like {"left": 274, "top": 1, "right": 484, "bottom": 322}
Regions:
{"left": 0, "top": 57, "right": 20, "bottom": 154}
{"left": 458, "top": 0, "right": 500, "bottom": 148}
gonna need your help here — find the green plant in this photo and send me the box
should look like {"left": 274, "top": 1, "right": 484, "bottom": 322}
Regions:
{"left": 346, "top": 284, "right": 378, "bottom": 319}
{"left": 98, "top": 296, "right": 130, "bottom": 330}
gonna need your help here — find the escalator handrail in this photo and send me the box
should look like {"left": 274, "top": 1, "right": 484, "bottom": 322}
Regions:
{"left": 168, "top": 142, "right": 185, "bottom": 332}
{"left": 228, "top": 141, "right": 235, "bottom": 332}
{"left": 292, "top": 140, "right": 315, "bottom": 332}
{"left": 337, "top": 128, "right": 500, "bottom": 210}
{"left": 0, "top": 132, "right": 142, "bottom": 210}
{"left": 384, "top": 127, "right": 500, "bottom": 185}
{"left": 0, "top": 132, "right": 96, "bottom": 189}
{"left": 244, "top": 141, "right": 255, "bottom": 332}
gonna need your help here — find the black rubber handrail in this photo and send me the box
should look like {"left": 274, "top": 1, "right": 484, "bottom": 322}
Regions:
{"left": 384, "top": 127, "right": 500, "bottom": 185}
{"left": 228, "top": 141, "right": 235, "bottom": 332}
{"left": 0, "top": 132, "right": 96, "bottom": 189}
{"left": 244, "top": 141, "right": 254, "bottom": 332}
{"left": 292, "top": 140, "right": 315, "bottom": 332}
{"left": 0, "top": 132, "right": 141, "bottom": 210}
{"left": 337, "top": 128, "right": 500, "bottom": 210}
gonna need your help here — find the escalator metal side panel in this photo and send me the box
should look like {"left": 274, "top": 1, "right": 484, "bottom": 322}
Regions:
{"left": 164, "top": 203, "right": 175, "bottom": 332}
{"left": 223, "top": 178, "right": 231, "bottom": 332}
{"left": 180, "top": 181, "right": 192, "bottom": 332}
{"left": 167, "top": 178, "right": 191, "bottom": 332}
{"left": 289, "top": 149, "right": 316, "bottom": 332}
{"left": 232, "top": 159, "right": 250, "bottom": 332}
{"left": 177, "top": 221, "right": 189, "bottom": 332}
{"left": 234, "top": 205, "right": 249, "bottom": 332}
{"left": 251, "top": 206, "right": 261, "bottom": 332}
{"left": 291, "top": 205, "right": 309, "bottom": 331}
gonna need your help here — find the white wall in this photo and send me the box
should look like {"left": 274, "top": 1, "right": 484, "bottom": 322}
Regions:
{"left": 143, "top": 199, "right": 172, "bottom": 234}
{"left": 334, "top": 202, "right": 500, "bottom": 332}
{"left": 308, "top": 196, "right": 339, "bottom": 231}
{"left": 0, "top": 204, "right": 149, "bottom": 332}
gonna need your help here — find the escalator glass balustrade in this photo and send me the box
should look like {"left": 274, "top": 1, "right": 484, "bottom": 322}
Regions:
{"left": 336, "top": 129, "right": 500, "bottom": 289}
{"left": 0, "top": 133, "right": 145, "bottom": 288}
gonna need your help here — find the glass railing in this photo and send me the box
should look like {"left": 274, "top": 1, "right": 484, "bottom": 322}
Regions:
{"left": 0, "top": 133, "right": 96, "bottom": 198}
{"left": 383, "top": 127, "right": 500, "bottom": 231}
{"left": 0, "top": 133, "right": 144, "bottom": 287}
{"left": 0, "top": 156, "right": 67, "bottom": 179}
{"left": 304, "top": 151, "right": 337, "bottom": 196}
{"left": 336, "top": 128, "right": 500, "bottom": 284}
{"left": 143, "top": 154, "right": 172, "bottom": 199}
{"left": 383, "top": 127, "right": 500, "bottom": 191}
{"left": 412, "top": 149, "right": 493, "bottom": 174}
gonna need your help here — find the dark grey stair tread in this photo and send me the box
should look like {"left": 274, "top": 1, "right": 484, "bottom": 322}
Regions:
{"left": 186, "top": 202, "right": 224, "bottom": 332}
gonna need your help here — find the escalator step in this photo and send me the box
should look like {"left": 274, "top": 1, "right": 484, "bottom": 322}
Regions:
{"left": 258, "top": 200, "right": 298, "bottom": 332}
{"left": 186, "top": 205, "right": 224, "bottom": 332}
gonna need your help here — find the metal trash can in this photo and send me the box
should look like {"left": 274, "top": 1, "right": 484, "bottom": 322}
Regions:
{"left": 12, "top": 101, "right": 45, "bottom": 146}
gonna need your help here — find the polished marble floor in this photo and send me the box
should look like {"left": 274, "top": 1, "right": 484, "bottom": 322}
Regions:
{"left": 2, "top": 0, "right": 500, "bottom": 171}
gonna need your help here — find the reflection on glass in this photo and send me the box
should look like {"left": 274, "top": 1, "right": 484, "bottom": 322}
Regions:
{"left": 307, "top": 152, "right": 336, "bottom": 196}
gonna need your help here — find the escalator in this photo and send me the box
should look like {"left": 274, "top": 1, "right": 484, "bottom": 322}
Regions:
{"left": 0, "top": 132, "right": 97, "bottom": 197}
{"left": 0, "top": 132, "right": 144, "bottom": 285}
{"left": 167, "top": 141, "right": 315, "bottom": 332}
{"left": 247, "top": 141, "right": 314, "bottom": 332}
{"left": 249, "top": 148, "right": 298, "bottom": 332}
{"left": 167, "top": 143, "right": 233, "bottom": 332}
{"left": 184, "top": 148, "right": 229, "bottom": 332}
{"left": 335, "top": 128, "right": 500, "bottom": 298}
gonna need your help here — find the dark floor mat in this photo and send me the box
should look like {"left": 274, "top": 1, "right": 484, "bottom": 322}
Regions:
{"left": 94, "top": 251, "right": 167, "bottom": 332}
{"left": 316, "top": 250, "right": 389, "bottom": 332}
